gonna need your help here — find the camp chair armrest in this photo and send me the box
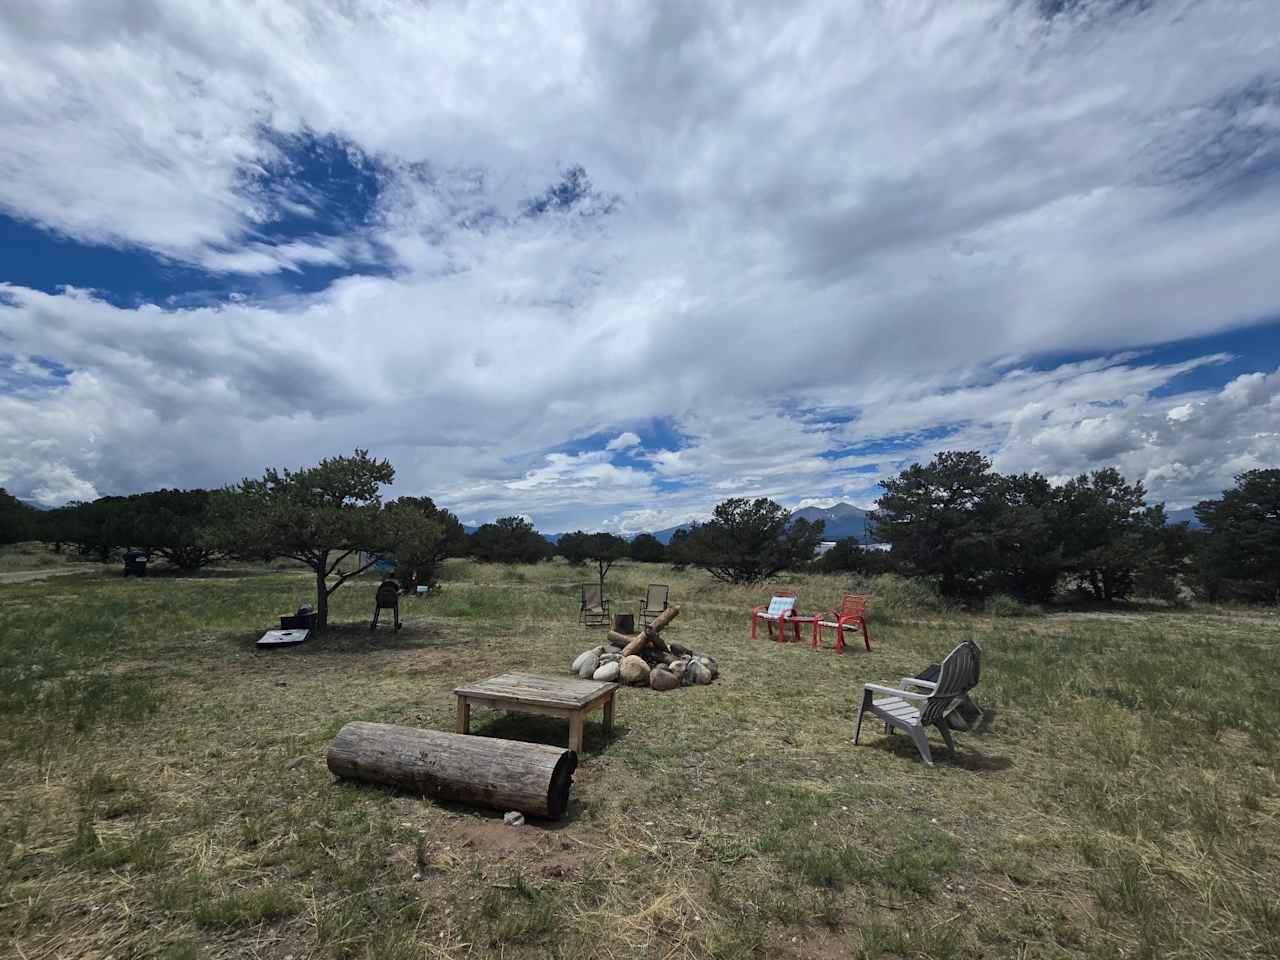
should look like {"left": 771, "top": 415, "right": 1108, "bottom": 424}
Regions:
{"left": 864, "top": 683, "right": 929, "bottom": 700}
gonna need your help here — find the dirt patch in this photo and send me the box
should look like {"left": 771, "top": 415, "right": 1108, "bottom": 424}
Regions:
{"left": 388, "top": 804, "right": 600, "bottom": 882}
{"left": 767, "top": 926, "right": 855, "bottom": 959}
{"left": 453, "top": 817, "right": 595, "bottom": 877}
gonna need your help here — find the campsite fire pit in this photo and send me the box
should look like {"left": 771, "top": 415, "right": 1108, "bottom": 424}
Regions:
{"left": 568, "top": 606, "right": 720, "bottom": 690}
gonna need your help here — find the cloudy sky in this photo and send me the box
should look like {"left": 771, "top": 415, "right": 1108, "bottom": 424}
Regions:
{"left": 2, "top": 0, "right": 1279, "bottom": 533}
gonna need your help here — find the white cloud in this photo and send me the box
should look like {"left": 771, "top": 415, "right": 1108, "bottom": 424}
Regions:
{"left": 1, "top": 1, "right": 1279, "bottom": 528}
{"left": 605, "top": 431, "right": 641, "bottom": 451}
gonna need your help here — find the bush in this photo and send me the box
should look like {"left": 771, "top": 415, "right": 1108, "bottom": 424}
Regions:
{"left": 861, "top": 574, "right": 949, "bottom": 616}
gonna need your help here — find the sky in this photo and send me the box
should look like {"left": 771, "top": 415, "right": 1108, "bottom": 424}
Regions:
{"left": 2, "top": 0, "right": 1280, "bottom": 534}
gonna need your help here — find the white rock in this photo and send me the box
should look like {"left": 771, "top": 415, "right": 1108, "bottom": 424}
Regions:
{"left": 593, "top": 661, "right": 621, "bottom": 682}
{"left": 503, "top": 811, "right": 525, "bottom": 826}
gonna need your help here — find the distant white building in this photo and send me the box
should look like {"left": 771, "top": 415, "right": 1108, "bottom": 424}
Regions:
{"left": 814, "top": 540, "right": 889, "bottom": 557}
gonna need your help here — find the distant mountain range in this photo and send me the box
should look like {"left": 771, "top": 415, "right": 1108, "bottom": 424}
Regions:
{"left": 467, "top": 500, "right": 1198, "bottom": 546}
{"left": 788, "top": 503, "right": 872, "bottom": 541}
{"left": 648, "top": 502, "right": 871, "bottom": 544}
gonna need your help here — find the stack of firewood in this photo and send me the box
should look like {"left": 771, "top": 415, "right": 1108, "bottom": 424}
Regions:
{"left": 568, "top": 606, "right": 719, "bottom": 691}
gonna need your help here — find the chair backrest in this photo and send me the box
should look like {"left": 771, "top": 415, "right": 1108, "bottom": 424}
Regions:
{"left": 376, "top": 581, "right": 400, "bottom": 606}
{"left": 766, "top": 595, "right": 797, "bottom": 617}
{"left": 646, "top": 584, "right": 670, "bottom": 609}
{"left": 921, "top": 639, "right": 981, "bottom": 726}
{"left": 581, "top": 583, "right": 603, "bottom": 609}
{"left": 839, "top": 595, "right": 866, "bottom": 619}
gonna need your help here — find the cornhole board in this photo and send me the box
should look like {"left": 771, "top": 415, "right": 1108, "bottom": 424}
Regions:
{"left": 257, "top": 628, "right": 310, "bottom": 649}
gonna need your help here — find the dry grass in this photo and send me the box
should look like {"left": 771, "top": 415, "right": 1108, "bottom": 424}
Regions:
{"left": 2, "top": 553, "right": 1279, "bottom": 959}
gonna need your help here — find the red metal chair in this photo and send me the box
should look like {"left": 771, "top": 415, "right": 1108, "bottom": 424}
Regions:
{"left": 750, "top": 593, "right": 795, "bottom": 640}
{"left": 750, "top": 593, "right": 820, "bottom": 643}
{"left": 813, "top": 595, "right": 871, "bottom": 653}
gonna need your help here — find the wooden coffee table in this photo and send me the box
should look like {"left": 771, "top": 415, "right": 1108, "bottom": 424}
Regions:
{"left": 453, "top": 672, "right": 618, "bottom": 754}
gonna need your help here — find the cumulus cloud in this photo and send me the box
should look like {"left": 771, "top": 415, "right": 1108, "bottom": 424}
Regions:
{"left": 1, "top": 0, "right": 1279, "bottom": 527}
{"left": 605, "top": 432, "right": 642, "bottom": 451}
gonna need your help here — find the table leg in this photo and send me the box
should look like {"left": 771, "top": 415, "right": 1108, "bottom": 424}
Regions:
{"left": 568, "top": 711, "right": 585, "bottom": 755}
{"left": 602, "top": 694, "right": 615, "bottom": 739}
{"left": 456, "top": 697, "right": 470, "bottom": 735}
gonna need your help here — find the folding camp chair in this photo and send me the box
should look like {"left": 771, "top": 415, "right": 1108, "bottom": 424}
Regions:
{"left": 579, "top": 583, "right": 611, "bottom": 627}
{"left": 371, "top": 578, "right": 402, "bottom": 631}
{"left": 638, "top": 584, "right": 670, "bottom": 627}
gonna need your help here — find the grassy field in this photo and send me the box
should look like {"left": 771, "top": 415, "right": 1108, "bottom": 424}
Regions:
{"left": 2, "top": 545, "right": 1279, "bottom": 959}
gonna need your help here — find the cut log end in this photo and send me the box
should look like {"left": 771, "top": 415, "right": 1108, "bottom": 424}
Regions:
{"left": 546, "top": 750, "right": 578, "bottom": 821}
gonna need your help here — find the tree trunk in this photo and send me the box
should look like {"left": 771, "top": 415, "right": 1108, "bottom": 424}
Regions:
{"left": 315, "top": 565, "right": 329, "bottom": 628}
{"left": 326, "top": 721, "right": 577, "bottom": 820}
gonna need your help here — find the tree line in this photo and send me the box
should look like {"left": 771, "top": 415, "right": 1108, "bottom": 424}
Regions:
{"left": 818, "top": 452, "right": 1279, "bottom": 606}
{"left": 2, "top": 450, "right": 1276, "bottom": 615}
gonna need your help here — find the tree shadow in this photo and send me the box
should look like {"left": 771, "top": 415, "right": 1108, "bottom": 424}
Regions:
{"left": 244, "top": 621, "right": 480, "bottom": 657}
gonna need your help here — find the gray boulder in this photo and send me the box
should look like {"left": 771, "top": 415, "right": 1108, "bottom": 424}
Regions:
{"left": 619, "top": 655, "right": 650, "bottom": 685}
{"left": 571, "top": 649, "right": 597, "bottom": 673}
{"left": 650, "top": 667, "right": 680, "bottom": 691}
{"left": 593, "top": 661, "right": 621, "bottom": 682}
{"left": 694, "top": 655, "right": 719, "bottom": 679}
{"left": 688, "top": 661, "right": 714, "bottom": 685}
{"left": 576, "top": 653, "right": 600, "bottom": 679}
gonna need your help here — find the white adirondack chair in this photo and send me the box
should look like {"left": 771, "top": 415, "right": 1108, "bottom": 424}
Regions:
{"left": 853, "top": 639, "right": 982, "bottom": 766}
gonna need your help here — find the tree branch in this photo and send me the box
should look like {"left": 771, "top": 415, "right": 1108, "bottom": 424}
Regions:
{"left": 326, "top": 554, "right": 381, "bottom": 595}
{"left": 326, "top": 549, "right": 355, "bottom": 577}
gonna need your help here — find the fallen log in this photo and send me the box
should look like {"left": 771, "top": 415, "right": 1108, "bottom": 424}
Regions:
{"left": 326, "top": 721, "right": 577, "bottom": 820}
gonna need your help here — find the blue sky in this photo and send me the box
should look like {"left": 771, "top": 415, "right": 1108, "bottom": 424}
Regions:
{"left": 2, "top": 0, "right": 1279, "bottom": 532}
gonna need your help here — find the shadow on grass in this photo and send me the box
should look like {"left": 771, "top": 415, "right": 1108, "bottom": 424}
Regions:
{"left": 329, "top": 777, "right": 587, "bottom": 829}
{"left": 240, "top": 621, "right": 481, "bottom": 657}
{"left": 474, "top": 711, "right": 627, "bottom": 755}
{"left": 858, "top": 732, "right": 1014, "bottom": 772}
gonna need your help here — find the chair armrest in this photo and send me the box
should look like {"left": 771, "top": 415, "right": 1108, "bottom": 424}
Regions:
{"left": 900, "top": 677, "right": 938, "bottom": 691}
{"left": 864, "top": 683, "right": 929, "bottom": 700}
